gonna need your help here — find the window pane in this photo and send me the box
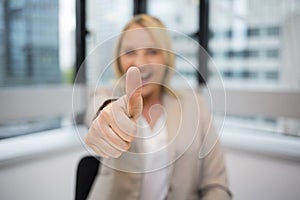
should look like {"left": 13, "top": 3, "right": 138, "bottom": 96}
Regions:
{"left": 85, "top": 0, "right": 133, "bottom": 86}
{"left": 0, "top": 0, "right": 76, "bottom": 139}
{"left": 209, "top": 0, "right": 300, "bottom": 137}
{"left": 148, "top": 0, "right": 199, "bottom": 88}
{"left": 208, "top": 0, "right": 300, "bottom": 90}
{"left": 148, "top": 0, "right": 199, "bottom": 33}
{"left": 0, "top": 0, "right": 75, "bottom": 87}
{"left": 0, "top": 117, "right": 62, "bottom": 139}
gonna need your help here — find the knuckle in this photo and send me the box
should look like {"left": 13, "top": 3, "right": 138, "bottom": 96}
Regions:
{"left": 125, "top": 136, "right": 134, "bottom": 143}
{"left": 97, "top": 113, "right": 104, "bottom": 122}
{"left": 91, "top": 121, "right": 104, "bottom": 136}
{"left": 90, "top": 144, "right": 104, "bottom": 157}
{"left": 90, "top": 127, "right": 101, "bottom": 138}
{"left": 119, "top": 132, "right": 133, "bottom": 142}
{"left": 99, "top": 109, "right": 110, "bottom": 121}
{"left": 84, "top": 136, "right": 91, "bottom": 146}
{"left": 101, "top": 147, "right": 110, "bottom": 156}
{"left": 118, "top": 141, "right": 130, "bottom": 152}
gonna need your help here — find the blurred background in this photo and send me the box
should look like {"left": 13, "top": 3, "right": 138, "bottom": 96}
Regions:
{"left": 0, "top": 0, "right": 300, "bottom": 199}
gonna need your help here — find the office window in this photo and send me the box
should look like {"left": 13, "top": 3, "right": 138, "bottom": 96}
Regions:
{"left": 148, "top": 0, "right": 199, "bottom": 88}
{"left": 84, "top": 0, "right": 133, "bottom": 86}
{"left": 209, "top": 0, "right": 300, "bottom": 88}
{"left": 0, "top": 0, "right": 76, "bottom": 139}
{"left": 209, "top": 0, "right": 300, "bottom": 137}
{"left": 0, "top": 0, "right": 60, "bottom": 86}
{"left": 82, "top": 0, "right": 200, "bottom": 88}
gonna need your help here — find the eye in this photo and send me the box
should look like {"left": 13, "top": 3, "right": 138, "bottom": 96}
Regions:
{"left": 147, "top": 48, "right": 160, "bottom": 55}
{"left": 123, "top": 49, "right": 135, "bottom": 55}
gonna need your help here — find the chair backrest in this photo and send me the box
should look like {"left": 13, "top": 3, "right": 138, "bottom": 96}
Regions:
{"left": 75, "top": 156, "right": 100, "bottom": 200}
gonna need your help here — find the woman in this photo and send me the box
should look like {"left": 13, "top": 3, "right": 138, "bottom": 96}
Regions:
{"left": 85, "top": 14, "right": 232, "bottom": 200}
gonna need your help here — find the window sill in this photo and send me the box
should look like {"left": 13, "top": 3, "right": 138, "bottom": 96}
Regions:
{"left": 0, "top": 125, "right": 88, "bottom": 165}
{"left": 1, "top": 124, "right": 299, "bottom": 165}
{"left": 221, "top": 126, "right": 300, "bottom": 162}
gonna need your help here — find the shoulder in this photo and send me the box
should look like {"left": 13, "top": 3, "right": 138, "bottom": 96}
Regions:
{"left": 169, "top": 88, "right": 209, "bottom": 109}
{"left": 163, "top": 88, "right": 211, "bottom": 122}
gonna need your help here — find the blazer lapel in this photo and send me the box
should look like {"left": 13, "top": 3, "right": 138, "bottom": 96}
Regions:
{"left": 163, "top": 91, "right": 182, "bottom": 186}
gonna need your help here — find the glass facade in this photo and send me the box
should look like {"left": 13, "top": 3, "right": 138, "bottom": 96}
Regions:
{"left": 1, "top": 0, "right": 299, "bottom": 138}
{"left": 85, "top": 0, "right": 133, "bottom": 86}
{"left": 85, "top": 0, "right": 199, "bottom": 88}
{"left": 148, "top": 0, "right": 199, "bottom": 88}
{"left": 208, "top": 0, "right": 300, "bottom": 89}
{"left": 0, "top": 0, "right": 76, "bottom": 139}
{"left": 0, "top": 0, "right": 61, "bottom": 87}
{"left": 208, "top": 0, "right": 300, "bottom": 136}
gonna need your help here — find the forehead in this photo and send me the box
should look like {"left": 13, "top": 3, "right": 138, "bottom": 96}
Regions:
{"left": 120, "top": 25, "right": 158, "bottom": 49}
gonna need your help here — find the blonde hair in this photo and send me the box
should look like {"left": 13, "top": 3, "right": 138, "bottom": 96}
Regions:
{"left": 113, "top": 14, "right": 175, "bottom": 87}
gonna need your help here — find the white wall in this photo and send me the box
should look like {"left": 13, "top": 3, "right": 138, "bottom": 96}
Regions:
{"left": 0, "top": 143, "right": 300, "bottom": 200}
{"left": 0, "top": 146, "right": 86, "bottom": 200}
{"left": 225, "top": 148, "right": 300, "bottom": 200}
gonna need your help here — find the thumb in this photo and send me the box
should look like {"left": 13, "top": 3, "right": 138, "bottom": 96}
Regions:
{"left": 126, "top": 67, "right": 143, "bottom": 120}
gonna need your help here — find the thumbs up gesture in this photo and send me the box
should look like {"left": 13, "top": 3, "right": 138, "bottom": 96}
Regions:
{"left": 85, "top": 67, "right": 143, "bottom": 158}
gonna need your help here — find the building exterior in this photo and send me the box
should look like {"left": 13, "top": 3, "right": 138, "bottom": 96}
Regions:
{"left": 0, "top": 0, "right": 60, "bottom": 87}
{"left": 209, "top": 0, "right": 300, "bottom": 89}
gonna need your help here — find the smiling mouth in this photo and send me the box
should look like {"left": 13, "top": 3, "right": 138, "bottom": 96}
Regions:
{"left": 140, "top": 72, "right": 153, "bottom": 84}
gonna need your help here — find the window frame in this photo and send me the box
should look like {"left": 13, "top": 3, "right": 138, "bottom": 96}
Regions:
{"left": 0, "top": 0, "right": 300, "bottom": 163}
{"left": 74, "top": 0, "right": 300, "bottom": 135}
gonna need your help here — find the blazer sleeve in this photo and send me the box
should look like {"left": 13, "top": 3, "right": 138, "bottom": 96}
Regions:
{"left": 84, "top": 87, "right": 118, "bottom": 127}
{"left": 197, "top": 96, "right": 232, "bottom": 200}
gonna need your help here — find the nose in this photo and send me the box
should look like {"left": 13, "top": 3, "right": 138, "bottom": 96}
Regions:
{"left": 133, "top": 51, "right": 147, "bottom": 68}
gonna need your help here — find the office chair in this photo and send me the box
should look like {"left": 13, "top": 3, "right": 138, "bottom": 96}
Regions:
{"left": 75, "top": 156, "right": 100, "bottom": 200}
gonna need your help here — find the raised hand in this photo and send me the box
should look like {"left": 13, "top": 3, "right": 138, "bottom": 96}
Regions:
{"left": 126, "top": 67, "right": 143, "bottom": 120}
{"left": 85, "top": 67, "right": 143, "bottom": 158}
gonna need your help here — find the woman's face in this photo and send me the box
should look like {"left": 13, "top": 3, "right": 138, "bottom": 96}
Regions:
{"left": 119, "top": 24, "right": 167, "bottom": 100}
